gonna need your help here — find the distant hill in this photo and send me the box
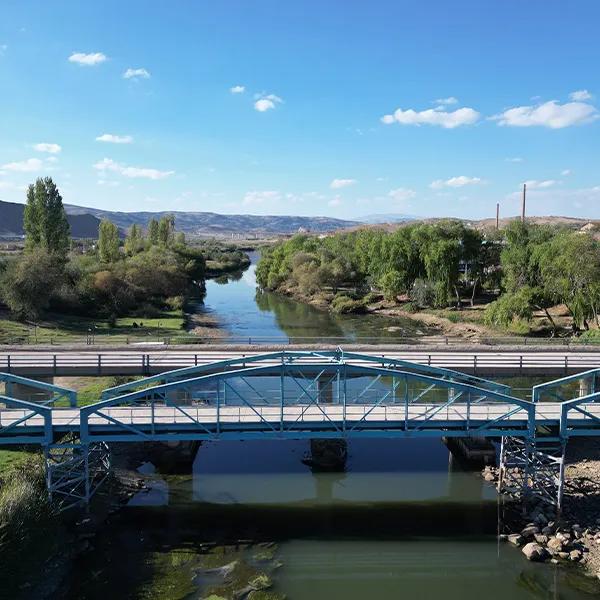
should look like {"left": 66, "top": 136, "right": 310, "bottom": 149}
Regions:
{"left": 63, "top": 204, "right": 358, "bottom": 236}
{"left": 0, "top": 200, "right": 101, "bottom": 238}
{"left": 358, "top": 213, "right": 417, "bottom": 224}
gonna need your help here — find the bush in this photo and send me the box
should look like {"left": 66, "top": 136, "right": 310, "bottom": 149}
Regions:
{"left": 165, "top": 295, "right": 184, "bottom": 311}
{"left": 331, "top": 295, "right": 368, "bottom": 314}
{"left": 411, "top": 279, "right": 436, "bottom": 308}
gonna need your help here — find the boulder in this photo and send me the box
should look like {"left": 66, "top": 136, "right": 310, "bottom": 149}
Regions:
{"left": 547, "top": 537, "right": 563, "bottom": 554}
{"left": 484, "top": 471, "right": 495, "bottom": 482}
{"left": 507, "top": 534, "right": 523, "bottom": 546}
{"left": 521, "top": 525, "right": 540, "bottom": 539}
{"left": 534, "top": 534, "right": 549, "bottom": 545}
{"left": 522, "top": 543, "right": 548, "bottom": 562}
{"left": 570, "top": 549, "right": 583, "bottom": 562}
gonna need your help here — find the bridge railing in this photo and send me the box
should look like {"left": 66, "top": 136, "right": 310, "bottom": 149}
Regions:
{"left": 0, "top": 373, "right": 77, "bottom": 406}
{"left": 0, "top": 396, "right": 53, "bottom": 444}
{"left": 560, "top": 391, "right": 600, "bottom": 438}
{"left": 81, "top": 362, "right": 534, "bottom": 443}
{"left": 533, "top": 369, "right": 600, "bottom": 403}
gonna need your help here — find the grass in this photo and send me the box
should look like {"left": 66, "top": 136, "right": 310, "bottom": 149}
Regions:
{"left": 0, "top": 309, "right": 185, "bottom": 345}
{"left": 0, "top": 448, "right": 34, "bottom": 476}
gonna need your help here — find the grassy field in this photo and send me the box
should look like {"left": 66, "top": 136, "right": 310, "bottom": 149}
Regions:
{"left": 0, "top": 448, "right": 35, "bottom": 475}
{"left": 0, "top": 310, "right": 186, "bottom": 345}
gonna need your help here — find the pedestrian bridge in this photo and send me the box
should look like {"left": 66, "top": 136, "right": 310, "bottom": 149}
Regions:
{"left": 1, "top": 350, "right": 600, "bottom": 509}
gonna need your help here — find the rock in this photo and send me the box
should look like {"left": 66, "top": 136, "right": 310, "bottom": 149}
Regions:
{"left": 522, "top": 542, "right": 548, "bottom": 562}
{"left": 507, "top": 534, "right": 523, "bottom": 546}
{"left": 542, "top": 526, "right": 554, "bottom": 536}
{"left": 534, "top": 534, "right": 549, "bottom": 545}
{"left": 484, "top": 471, "right": 495, "bottom": 482}
{"left": 498, "top": 534, "right": 508, "bottom": 541}
{"left": 521, "top": 525, "right": 540, "bottom": 539}
{"left": 570, "top": 549, "right": 583, "bottom": 562}
{"left": 547, "top": 537, "right": 563, "bottom": 553}
{"left": 556, "top": 531, "right": 572, "bottom": 543}
{"left": 558, "top": 552, "right": 570, "bottom": 560}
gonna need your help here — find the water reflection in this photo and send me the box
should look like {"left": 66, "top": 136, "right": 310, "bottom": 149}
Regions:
{"left": 200, "top": 253, "right": 438, "bottom": 342}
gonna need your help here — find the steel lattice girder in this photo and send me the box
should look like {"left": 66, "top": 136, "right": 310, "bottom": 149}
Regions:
{"left": 0, "top": 373, "right": 77, "bottom": 406}
{"left": 533, "top": 369, "right": 600, "bottom": 403}
{"left": 78, "top": 361, "right": 533, "bottom": 443}
{"left": 100, "top": 350, "right": 509, "bottom": 400}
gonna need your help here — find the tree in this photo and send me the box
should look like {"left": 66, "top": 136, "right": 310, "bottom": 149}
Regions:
{"left": 147, "top": 218, "right": 160, "bottom": 245}
{"left": 174, "top": 231, "right": 186, "bottom": 246}
{"left": 98, "top": 219, "right": 120, "bottom": 263}
{"left": 158, "top": 214, "right": 175, "bottom": 246}
{"left": 23, "top": 177, "right": 70, "bottom": 256}
{"left": 1, "top": 250, "right": 64, "bottom": 319}
{"left": 379, "top": 269, "right": 404, "bottom": 301}
{"left": 124, "top": 224, "right": 145, "bottom": 256}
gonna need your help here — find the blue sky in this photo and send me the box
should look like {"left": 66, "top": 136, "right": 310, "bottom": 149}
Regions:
{"left": 0, "top": 0, "right": 599, "bottom": 220}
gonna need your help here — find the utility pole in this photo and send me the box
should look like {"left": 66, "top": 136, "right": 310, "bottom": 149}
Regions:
{"left": 521, "top": 183, "right": 527, "bottom": 223}
{"left": 496, "top": 203, "right": 500, "bottom": 230}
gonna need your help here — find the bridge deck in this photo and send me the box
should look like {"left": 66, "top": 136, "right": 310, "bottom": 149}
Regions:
{"left": 0, "top": 402, "right": 589, "bottom": 442}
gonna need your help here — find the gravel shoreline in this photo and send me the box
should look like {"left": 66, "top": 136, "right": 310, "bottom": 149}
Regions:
{"left": 485, "top": 437, "right": 600, "bottom": 577}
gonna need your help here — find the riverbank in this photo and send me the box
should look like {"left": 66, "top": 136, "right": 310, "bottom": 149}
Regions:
{"left": 484, "top": 437, "right": 600, "bottom": 580}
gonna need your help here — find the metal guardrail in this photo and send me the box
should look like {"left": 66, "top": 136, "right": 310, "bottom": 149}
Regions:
{"left": 4, "top": 334, "right": 600, "bottom": 347}
{"left": 0, "top": 350, "right": 598, "bottom": 376}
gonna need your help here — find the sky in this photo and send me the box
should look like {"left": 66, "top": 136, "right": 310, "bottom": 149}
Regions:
{"left": 1, "top": 0, "right": 600, "bottom": 220}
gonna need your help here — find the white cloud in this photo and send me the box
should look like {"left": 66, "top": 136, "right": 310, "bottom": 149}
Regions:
{"left": 524, "top": 179, "right": 559, "bottom": 189}
{"left": 561, "top": 169, "right": 572, "bottom": 176}
{"left": 505, "top": 157, "right": 524, "bottom": 163}
{"left": 330, "top": 178, "right": 357, "bottom": 189}
{"left": 123, "top": 67, "right": 150, "bottom": 80}
{"left": 68, "top": 52, "right": 107, "bottom": 66}
{"left": 570, "top": 90, "right": 593, "bottom": 101}
{"left": 95, "top": 133, "right": 133, "bottom": 144}
{"left": 33, "top": 142, "right": 61, "bottom": 154}
{"left": 388, "top": 188, "right": 416, "bottom": 202}
{"left": 434, "top": 96, "right": 458, "bottom": 105}
{"left": 328, "top": 196, "right": 342, "bottom": 207}
{"left": 1, "top": 158, "right": 44, "bottom": 172}
{"left": 242, "top": 190, "right": 281, "bottom": 205}
{"left": 254, "top": 93, "right": 283, "bottom": 112}
{"left": 381, "top": 106, "right": 480, "bottom": 128}
{"left": 430, "top": 176, "right": 483, "bottom": 189}
{"left": 230, "top": 85, "right": 245, "bottom": 94}
{"left": 93, "top": 158, "right": 174, "bottom": 180}
{"left": 492, "top": 100, "right": 598, "bottom": 128}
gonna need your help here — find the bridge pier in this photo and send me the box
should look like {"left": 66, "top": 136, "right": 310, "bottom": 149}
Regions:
{"left": 45, "top": 439, "right": 111, "bottom": 510}
{"left": 444, "top": 437, "right": 496, "bottom": 467}
{"left": 497, "top": 436, "right": 566, "bottom": 512}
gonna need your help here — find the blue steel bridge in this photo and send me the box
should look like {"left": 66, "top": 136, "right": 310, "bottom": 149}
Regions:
{"left": 0, "top": 349, "right": 599, "bottom": 510}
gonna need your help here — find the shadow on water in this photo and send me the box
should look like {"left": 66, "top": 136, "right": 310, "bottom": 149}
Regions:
{"left": 56, "top": 437, "right": 599, "bottom": 600}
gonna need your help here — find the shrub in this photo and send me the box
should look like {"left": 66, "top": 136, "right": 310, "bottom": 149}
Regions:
{"left": 331, "top": 295, "right": 368, "bottom": 314}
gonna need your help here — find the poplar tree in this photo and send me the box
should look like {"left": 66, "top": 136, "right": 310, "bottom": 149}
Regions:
{"left": 158, "top": 214, "right": 175, "bottom": 246}
{"left": 124, "top": 223, "right": 145, "bottom": 255}
{"left": 23, "top": 177, "right": 70, "bottom": 256}
{"left": 98, "top": 219, "right": 120, "bottom": 263}
{"left": 147, "top": 218, "right": 160, "bottom": 245}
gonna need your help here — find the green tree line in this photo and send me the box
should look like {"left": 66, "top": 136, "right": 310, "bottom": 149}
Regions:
{"left": 256, "top": 220, "right": 600, "bottom": 335}
{"left": 0, "top": 178, "right": 205, "bottom": 323}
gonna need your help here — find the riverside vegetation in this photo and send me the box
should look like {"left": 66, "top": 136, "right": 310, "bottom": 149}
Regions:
{"left": 0, "top": 177, "right": 249, "bottom": 343}
{"left": 256, "top": 220, "right": 600, "bottom": 339}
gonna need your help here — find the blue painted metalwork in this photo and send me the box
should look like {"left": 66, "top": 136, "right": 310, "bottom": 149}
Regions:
{"left": 78, "top": 361, "right": 533, "bottom": 444}
{"left": 0, "top": 372, "right": 77, "bottom": 406}
{"left": 560, "top": 391, "right": 600, "bottom": 437}
{"left": 100, "top": 349, "right": 510, "bottom": 400}
{"left": 533, "top": 369, "right": 600, "bottom": 403}
{"left": 0, "top": 395, "right": 52, "bottom": 444}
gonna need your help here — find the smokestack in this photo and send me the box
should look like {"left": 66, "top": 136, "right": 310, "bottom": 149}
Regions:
{"left": 521, "top": 183, "right": 526, "bottom": 222}
{"left": 496, "top": 203, "right": 499, "bottom": 230}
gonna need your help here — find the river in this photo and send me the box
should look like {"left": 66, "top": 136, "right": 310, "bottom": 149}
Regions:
{"left": 20, "top": 258, "right": 600, "bottom": 598}
{"left": 199, "top": 252, "right": 439, "bottom": 343}
{"left": 60, "top": 435, "right": 597, "bottom": 599}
